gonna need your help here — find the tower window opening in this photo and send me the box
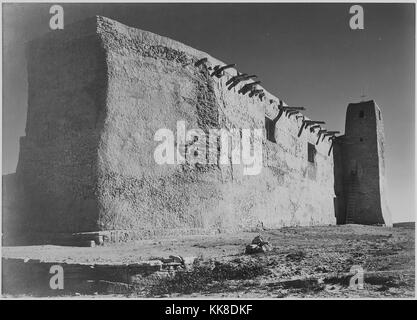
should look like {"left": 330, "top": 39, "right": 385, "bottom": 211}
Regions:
{"left": 308, "top": 143, "right": 316, "bottom": 163}
{"left": 360, "top": 137, "right": 363, "bottom": 142}
{"left": 378, "top": 110, "right": 381, "bottom": 120}
{"left": 359, "top": 110, "right": 364, "bottom": 118}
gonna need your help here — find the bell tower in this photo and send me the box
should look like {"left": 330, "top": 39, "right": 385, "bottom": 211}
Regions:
{"left": 336, "top": 100, "right": 392, "bottom": 226}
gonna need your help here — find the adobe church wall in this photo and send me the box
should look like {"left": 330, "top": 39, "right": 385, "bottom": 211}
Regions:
{"left": 13, "top": 17, "right": 107, "bottom": 233}
{"left": 9, "top": 16, "right": 336, "bottom": 238}
{"left": 94, "top": 16, "right": 336, "bottom": 235}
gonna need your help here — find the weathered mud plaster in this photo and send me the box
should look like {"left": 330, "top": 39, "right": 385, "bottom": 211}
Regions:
{"left": 7, "top": 16, "right": 350, "bottom": 239}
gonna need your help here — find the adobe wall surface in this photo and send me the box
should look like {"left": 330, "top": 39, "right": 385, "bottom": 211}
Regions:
{"left": 2, "top": 174, "right": 25, "bottom": 238}
{"left": 10, "top": 16, "right": 336, "bottom": 237}
{"left": 332, "top": 142, "right": 346, "bottom": 224}
{"left": 14, "top": 18, "right": 107, "bottom": 233}
{"left": 375, "top": 103, "right": 392, "bottom": 226}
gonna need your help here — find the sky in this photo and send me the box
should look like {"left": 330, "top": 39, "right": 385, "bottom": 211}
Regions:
{"left": 2, "top": 3, "right": 415, "bottom": 222}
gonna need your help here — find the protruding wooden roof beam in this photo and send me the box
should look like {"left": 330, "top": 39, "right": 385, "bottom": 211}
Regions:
{"left": 303, "top": 120, "right": 325, "bottom": 125}
{"left": 249, "top": 89, "right": 263, "bottom": 98}
{"left": 280, "top": 106, "right": 305, "bottom": 111}
{"left": 316, "top": 129, "right": 328, "bottom": 144}
{"left": 238, "top": 81, "right": 261, "bottom": 95}
{"left": 303, "top": 120, "right": 325, "bottom": 130}
{"left": 309, "top": 124, "right": 321, "bottom": 132}
{"left": 328, "top": 141, "right": 334, "bottom": 156}
{"left": 211, "top": 64, "right": 236, "bottom": 77}
{"left": 195, "top": 57, "right": 208, "bottom": 67}
{"left": 226, "top": 73, "right": 247, "bottom": 86}
{"left": 298, "top": 120, "right": 324, "bottom": 137}
{"left": 227, "top": 75, "right": 257, "bottom": 90}
{"left": 287, "top": 110, "right": 300, "bottom": 115}
{"left": 285, "top": 110, "right": 299, "bottom": 119}
{"left": 323, "top": 131, "right": 340, "bottom": 136}
{"left": 322, "top": 131, "right": 340, "bottom": 142}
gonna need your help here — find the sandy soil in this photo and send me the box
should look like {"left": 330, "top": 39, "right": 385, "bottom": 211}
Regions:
{"left": 2, "top": 224, "right": 415, "bottom": 298}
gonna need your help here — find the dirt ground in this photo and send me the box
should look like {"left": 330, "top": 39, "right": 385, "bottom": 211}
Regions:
{"left": 2, "top": 224, "right": 415, "bottom": 298}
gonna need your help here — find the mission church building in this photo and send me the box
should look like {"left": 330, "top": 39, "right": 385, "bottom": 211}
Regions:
{"left": 2, "top": 16, "right": 391, "bottom": 244}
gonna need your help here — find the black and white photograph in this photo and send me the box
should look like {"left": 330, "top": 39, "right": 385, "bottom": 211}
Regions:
{"left": 0, "top": 1, "right": 415, "bottom": 303}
